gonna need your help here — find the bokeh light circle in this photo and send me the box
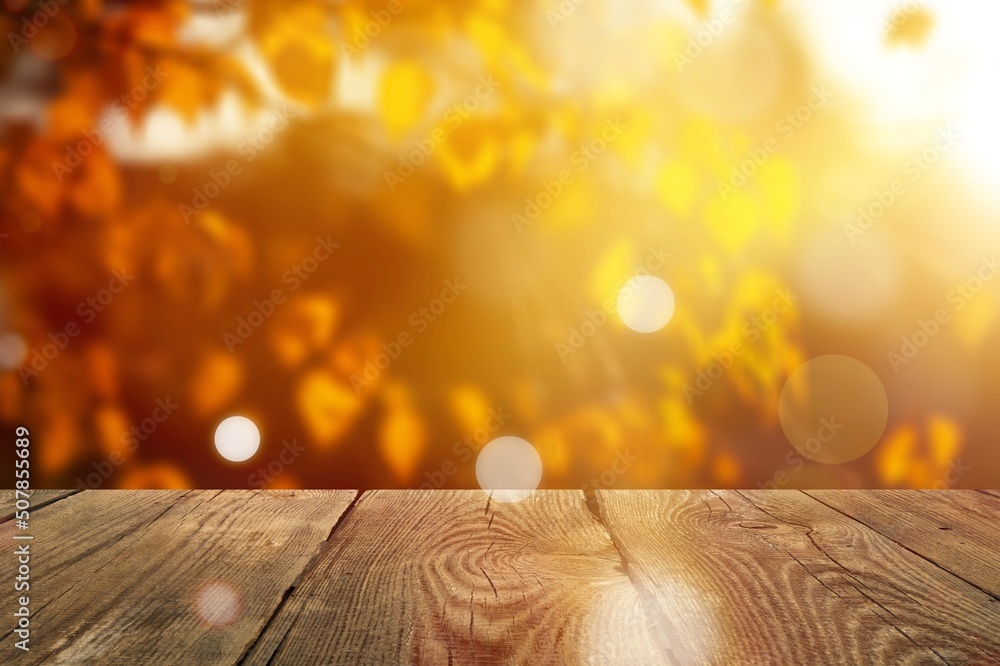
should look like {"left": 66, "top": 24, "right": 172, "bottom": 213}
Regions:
{"left": 31, "top": 14, "right": 76, "bottom": 60}
{"left": 159, "top": 164, "right": 178, "bottom": 184}
{"left": 476, "top": 436, "right": 542, "bottom": 503}
{"left": 617, "top": 276, "right": 675, "bottom": 333}
{"left": 214, "top": 416, "right": 260, "bottom": 462}
{"left": 194, "top": 581, "right": 243, "bottom": 628}
{"left": 0, "top": 333, "right": 28, "bottom": 370}
{"left": 19, "top": 212, "right": 41, "bottom": 233}
{"left": 778, "top": 355, "right": 889, "bottom": 464}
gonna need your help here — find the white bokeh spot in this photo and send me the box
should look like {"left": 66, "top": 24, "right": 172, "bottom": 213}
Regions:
{"left": 0, "top": 333, "right": 27, "bottom": 370}
{"left": 214, "top": 416, "right": 261, "bottom": 462}
{"left": 778, "top": 355, "right": 889, "bottom": 464}
{"left": 617, "top": 276, "right": 675, "bottom": 333}
{"left": 194, "top": 581, "right": 243, "bottom": 628}
{"left": 476, "top": 436, "right": 542, "bottom": 503}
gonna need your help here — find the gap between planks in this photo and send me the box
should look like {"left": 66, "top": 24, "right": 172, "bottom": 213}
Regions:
{"left": 242, "top": 490, "right": 671, "bottom": 665}
{"left": 0, "top": 489, "right": 81, "bottom": 523}
{"left": 235, "top": 491, "right": 364, "bottom": 666}
{"left": 584, "top": 489, "right": 686, "bottom": 666}
{"left": 803, "top": 490, "right": 1000, "bottom": 602}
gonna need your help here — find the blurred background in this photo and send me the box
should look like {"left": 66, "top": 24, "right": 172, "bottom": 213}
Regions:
{"left": 1, "top": 0, "right": 998, "bottom": 490}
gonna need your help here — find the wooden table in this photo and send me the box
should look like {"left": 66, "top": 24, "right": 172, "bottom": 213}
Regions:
{"left": 1, "top": 490, "right": 997, "bottom": 665}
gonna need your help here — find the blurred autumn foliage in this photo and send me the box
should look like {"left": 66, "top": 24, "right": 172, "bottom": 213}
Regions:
{"left": 0, "top": 0, "right": 995, "bottom": 490}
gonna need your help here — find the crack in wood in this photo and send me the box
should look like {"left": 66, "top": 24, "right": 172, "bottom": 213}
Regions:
{"left": 803, "top": 491, "right": 1000, "bottom": 602}
{"left": 236, "top": 490, "right": 363, "bottom": 665}
{"left": 583, "top": 490, "right": 684, "bottom": 666}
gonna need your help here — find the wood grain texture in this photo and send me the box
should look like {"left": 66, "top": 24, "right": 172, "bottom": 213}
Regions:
{"left": 0, "top": 490, "right": 996, "bottom": 665}
{"left": 0, "top": 489, "right": 356, "bottom": 665}
{"left": 808, "top": 490, "right": 1000, "bottom": 599}
{"left": 0, "top": 490, "right": 78, "bottom": 522}
{"left": 242, "top": 490, "right": 667, "bottom": 665}
{"left": 738, "top": 490, "right": 1000, "bottom": 664}
{"left": 0, "top": 489, "right": 191, "bottom": 612}
{"left": 594, "top": 490, "right": 957, "bottom": 665}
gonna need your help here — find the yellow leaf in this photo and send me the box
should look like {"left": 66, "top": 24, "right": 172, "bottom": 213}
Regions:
{"left": 449, "top": 385, "right": 492, "bottom": 433}
{"left": 713, "top": 452, "right": 741, "bottom": 485}
{"left": 506, "top": 128, "right": 536, "bottom": 177}
{"left": 190, "top": 351, "right": 244, "bottom": 417}
{"left": 953, "top": 294, "right": 995, "bottom": 349}
{"left": 379, "top": 383, "right": 427, "bottom": 482}
{"left": 378, "top": 61, "right": 435, "bottom": 137}
{"left": 587, "top": 237, "right": 634, "bottom": 305}
{"left": 877, "top": 426, "right": 915, "bottom": 485}
{"left": 685, "top": 0, "right": 709, "bottom": 17}
{"left": 40, "top": 415, "right": 77, "bottom": 475}
{"left": 270, "top": 296, "right": 340, "bottom": 368}
{"left": 928, "top": 415, "right": 961, "bottom": 466}
{"left": 435, "top": 121, "right": 501, "bottom": 191}
{"left": 754, "top": 155, "right": 798, "bottom": 233}
{"left": 656, "top": 159, "right": 701, "bottom": 217}
{"left": 885, "top": 8, "right": 934, "bottom": 48}
{"left": 704, "top": 188, "right": 762, "bottom": 251}
{"left": 157, "top": 63, "right": 206, "bottom": 123}
{"left": 661, "top": 396, "right": 704, "bottom": 455}
{"left": 260, "top": 3, "right": 335, "bottom": 106}
{"left": 297, "top": 370, "right": 361, "bottom": 447}
{"left": 95, "top": 405, "right": 131, "bottom": 457}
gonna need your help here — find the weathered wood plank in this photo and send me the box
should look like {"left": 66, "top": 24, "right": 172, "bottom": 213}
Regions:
{"left": 243, "top": 490, "right": 666, "bottom": 665}
{"left": 0, "top": 489, "right": 356, "bottom": 664}
{"left": 0, "top": 490, "right": 193, "bottom": 603}
{"left": 594, "top": 490, "right": 952, "bottom": 665}
{"left": 808, "top": 490, "right": 1000, "bottom": 599}
{"left": 0, "top": 490, "right": 79, "bottom": 523}
{"left": 1, "top": 490, "right": 995, "bottom": 664}
{"left": 738, "top": 490, "right": 1000, "bottom": 664}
